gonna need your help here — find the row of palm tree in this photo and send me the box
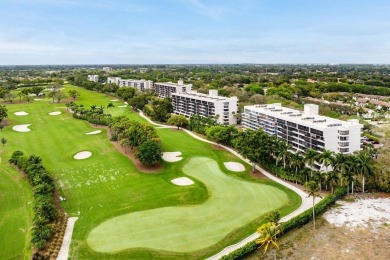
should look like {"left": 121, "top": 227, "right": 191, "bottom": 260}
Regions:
{"left": 274, "top": 142, "right": 375, "bottom": 195}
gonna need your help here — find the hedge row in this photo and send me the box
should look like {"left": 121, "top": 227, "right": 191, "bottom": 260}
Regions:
{"left": 220, "top": 187, "right": 347, "bottom": 260}
{"left": 9, "top": 151, "right": 57, "bottom": 249}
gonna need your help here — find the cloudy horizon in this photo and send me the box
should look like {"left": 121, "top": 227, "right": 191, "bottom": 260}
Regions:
{"left": 1, "top": 0, "right": 389, "bottom": 65}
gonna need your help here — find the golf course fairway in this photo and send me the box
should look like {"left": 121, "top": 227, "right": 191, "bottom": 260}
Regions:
{"left": 87, "top": 157, "right": 289, "bottom": 253}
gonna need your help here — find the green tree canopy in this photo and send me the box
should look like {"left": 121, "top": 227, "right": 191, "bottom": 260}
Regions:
{"left": 136, "top": 140, "right": 163, "bottom": 166}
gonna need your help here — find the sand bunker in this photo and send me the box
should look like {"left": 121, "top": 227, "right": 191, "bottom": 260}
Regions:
{"left": 110, "top": 99, "right": 119, "bottom": 102}
{"left": 171, "top": 177, "right": 194, "bottom": 186}
{"left": 34, "top": 98, "right": 43, "bottom": 101}
{"left": 12, "top": 124, "right": 31, "bottom": 132}
{"left": 86, "top": 130, "right": 102, "bottom": 135}
{"left": 224, "top": 162, "right": 245, "bottom": 172}
{"left": 117, "top": 105, "right": 127, "bottom": 108}
{"left": 14, "top": 111, "right": 29, "bottom": 116}
{"left": 74, "top": 151, "right": 92, "bottom": 160}
{"left": 324, "top": 198, "right": 390, "bottom": 230}
{"left": 49, "top": 111, "right": 62, "bottom": 115}
{"left": 162, "top": 152, "right": 182, "bottom": 162}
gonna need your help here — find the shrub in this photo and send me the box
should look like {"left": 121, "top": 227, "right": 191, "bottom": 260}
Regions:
{"left": 9, "top": 151, "right": 58, "bottom": 249}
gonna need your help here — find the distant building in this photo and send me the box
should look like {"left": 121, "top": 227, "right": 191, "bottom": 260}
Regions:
{"left": 102, "top": 67, "right": 113, "bottom": 72}
{"left": 242, "top": 103, "right": 363, "bottom": 154}
{"left": 87, "top": 75, "right": 99, "bottom": 82}
{"left": 154, "top": 80, "right": 192, "bottom": 98}
{"left": 118, "top": 79, "right": 153, "bottom": 91}
{"left": 172, "top": 90, "right": 238, "bottom": 125}
{"left": 107, "top": 77, "right": 121, "bottom": 85}
{"left": 107, "top": 77, "right": 153, "bottom": 91}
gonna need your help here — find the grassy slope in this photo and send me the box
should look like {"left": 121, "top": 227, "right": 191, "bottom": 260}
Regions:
{"left": 0, "top": 161, "right": 33, "bottom": 259}
{"left": 0, "top": 85, "right": 301, "bottom": 259}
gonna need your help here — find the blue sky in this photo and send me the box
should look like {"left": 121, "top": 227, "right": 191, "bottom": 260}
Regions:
{"left": 0, "top": 0, "right": 389, "bottom": 64}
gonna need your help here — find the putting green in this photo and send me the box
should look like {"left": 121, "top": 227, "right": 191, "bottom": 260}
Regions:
{"left": 87, "top": 157, "right": 289, "bottom": 253}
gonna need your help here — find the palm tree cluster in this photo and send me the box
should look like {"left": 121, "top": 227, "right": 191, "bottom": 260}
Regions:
{"left": 232, "top": 129, "right": 375, "bottom": 195}
{"left": 66, "top": 102, "right": 112, "bottom": 126}
{"left": 9, "top": 151, "right": 57, "bottom": 249}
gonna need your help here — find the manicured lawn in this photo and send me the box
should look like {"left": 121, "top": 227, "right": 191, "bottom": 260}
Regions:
{"left": 0, "top": 164, "right": 33, "bottom": 260}
{"left": 0, "top": 85, "right": 301, "bottom": 259}
{"left": 87, "top": 157, "right": 289, "bottom": 253}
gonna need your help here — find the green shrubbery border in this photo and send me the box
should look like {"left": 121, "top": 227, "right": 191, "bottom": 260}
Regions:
{"left": 220, "top": 187, "right": 347, "bottom": 260}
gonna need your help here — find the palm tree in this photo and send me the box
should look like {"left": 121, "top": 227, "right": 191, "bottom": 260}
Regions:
{"left": 289, "top": 152, "right": 304, "bottom": 184}
{"left": 318, "top": 149, "right": 334, "bottom": 175}
{"left": 301, "top": 168, "right": 311, "bottom": 185}
{"left": 346, "top": 156, "right": 358, "bottom": 194}
{"left": 256, "top": 222, "right": 281, "bottom": 260}
{"left": 276, "top": 141, "right": 291, "bottom": 168}
{"left": 313, "top": 171, "right": 325, "bottom": 191}
{"left": 305, "top": 181, "right": 322, "bottom": 230}
{"left": 326, "top": 171, "right": 339, "bottom": 194}
{"left": 356, "top": 151, "right": 374, "bottom": 193}
{"left": 304, "top": 148, "right": 318, "bottom": 177}
{"left": 333, "top": 153, "right": 350, "bottom": 186}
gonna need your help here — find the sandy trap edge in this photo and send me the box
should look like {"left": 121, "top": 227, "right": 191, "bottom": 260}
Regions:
{"left": 49, "top": 111, "right": 62, "bottom": 115}
{"left": 14, "top": 111, "right": 29, "bottom": 116}
{"left": 12, "top": 124, "right": 32, "bottom": 133}
{"left": 74, "top": 151, "right": 92, "bottom": 160}
{"left": 162, "top": 152, "right": 182, "bottom": 162}
{"left": 224, "top": 162, "right": 245, "bottom": 172}
{"left": 86, "top": 130, "right": 102, "bottom": 135}
{"left": 171, "top": 177, "right": 194, "bottom": 186}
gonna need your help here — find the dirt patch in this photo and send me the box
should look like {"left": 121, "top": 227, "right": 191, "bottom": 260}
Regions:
{"left": 0, "top": 119, "right": 10, "bottom": 126}
{"left": 249, "top": 169, "right": 269, "bottom": 180}
{"left": 245, "top": 196, "right": 390, "bottom": 260}
{"left": 211, "top": 144, "right": 226, "bottom": 150}
{"left": 111, "top": 141, "right": 163, "bottom": 173}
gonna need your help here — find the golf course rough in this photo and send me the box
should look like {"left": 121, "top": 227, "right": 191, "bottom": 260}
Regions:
{"left": 87, "top": 157, "right": 289, "bottom": 253}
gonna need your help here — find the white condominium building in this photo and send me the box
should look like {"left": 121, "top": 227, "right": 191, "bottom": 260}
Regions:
{"left": 87, "top": 75, "right": 99, "bottom": 82}
{"left": 107, "top": 77, "right": 153, "bottom": 91}
{"left": 154, "top": 80, "right": 192, "bottom": 98}
{"left": 107, "top": 77, "right": 121, "bottom": 85}
{"left": 242, "top": 103, "right": 363, "bottom": 154}
{"left": 172, "top": 90, "right": 238, "bottom": 125}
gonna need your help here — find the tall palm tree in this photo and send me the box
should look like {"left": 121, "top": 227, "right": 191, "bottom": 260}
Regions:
{"left": 305, "top": 181, "right": 321, "bottom": 230}
{"left": 313, "top": 171, "right": 325, "bottom": 191}
{"left": 346, "top": 156, "right": 358, "bottom": 194}
{"left": 304, "top": 148, "right": 318, "bottom": 177}
{"left": 256, "top": 222, "right": 281, "bottom": 260}
{"left": 333, "top": 153, "right": 350, "bottom": 186}
{"left": 276, "top": 140, "right": 291, "bottom": 168}
{"left": 356, "top": 151, "right": 374, "bottom": 193}
{"left": 326, "top": 171, "right": 339, "bottom": 194}
{"left": 318, "top": 149, "right": 334, "bottom": 175}
{"left": 289, "top": 152, "right": 304, "bottom": 184}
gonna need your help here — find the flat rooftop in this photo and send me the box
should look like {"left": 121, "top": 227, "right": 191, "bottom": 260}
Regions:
{"left": 173, "top": 91, "right": 237, "bottom": 102}
{"left": 244, "top": 104, "right": 362, "bottom": 130}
